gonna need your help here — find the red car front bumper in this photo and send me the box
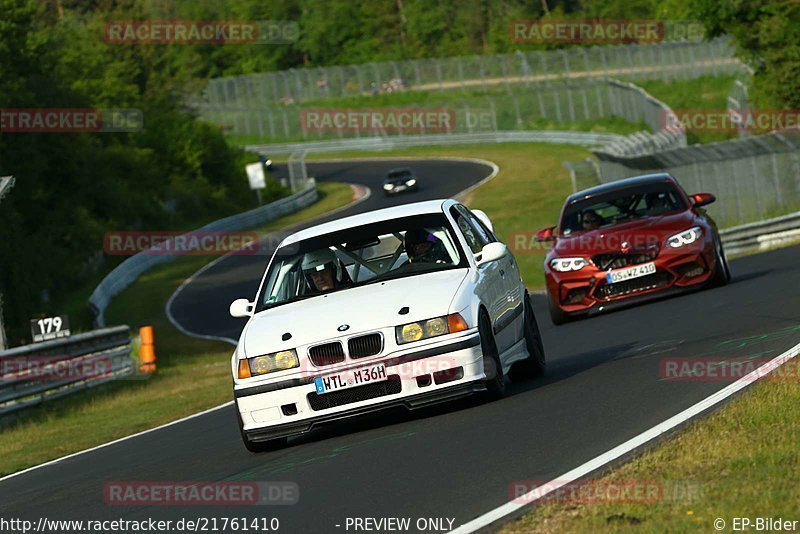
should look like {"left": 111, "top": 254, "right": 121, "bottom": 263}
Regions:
{"left": 545, "top": 239, "right": 716, "bottom": 316}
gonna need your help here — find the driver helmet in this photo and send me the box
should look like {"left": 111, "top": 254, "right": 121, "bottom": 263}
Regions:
{"left": 404, "top": 228, "right": 447, "bottom": 263}
{"left": 301, "top": 248, "right": 343, "bottom": 286}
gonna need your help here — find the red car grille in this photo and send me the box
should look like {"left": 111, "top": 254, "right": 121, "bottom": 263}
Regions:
{"left": 594, "top": 272, "right": 673, "bottom": 300}
{"left": 592, "top": 251, "right": 658, "bottom": 270}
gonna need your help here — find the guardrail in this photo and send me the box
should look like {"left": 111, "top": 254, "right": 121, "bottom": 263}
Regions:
{"left": 246, "top": 131, "right": 625, "bottom": 156}
{"left": 88, "top": 180, "right": 318, "bottom": 327}
{"left": 0, "top": 326, "right": 133, "bottom": 415}
{"left": 720, "top": 210, "right": 800, "bottom": 255}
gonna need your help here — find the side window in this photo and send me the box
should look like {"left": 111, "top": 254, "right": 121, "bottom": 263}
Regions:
{"left": 467, "top": 209, "right": 497, "bottom": 244}
{"left": 452, "top": 205, "right": 492, "bottom": 253}
{"left": 451, "top": 207, "right": 482, "bottom": 254}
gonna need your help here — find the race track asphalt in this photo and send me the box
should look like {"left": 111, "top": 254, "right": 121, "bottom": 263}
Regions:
{"left": 3, "top": 159, "right": 799, "bottom": 533}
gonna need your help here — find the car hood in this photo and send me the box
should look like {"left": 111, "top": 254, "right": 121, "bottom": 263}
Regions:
{"left": 553, "top": 210, "right": 698, "bottom": 257}
{"left": 240, "top": 268, "right": 469, "bottom": 357}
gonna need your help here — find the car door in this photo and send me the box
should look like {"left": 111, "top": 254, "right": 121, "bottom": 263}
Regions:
{"left": 451, "top": 206, "right": 512, "bottom": 354}
{"left": 461, "top": 207, "right": 523, "bottom": 355}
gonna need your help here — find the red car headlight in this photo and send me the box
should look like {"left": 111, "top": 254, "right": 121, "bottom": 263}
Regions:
{"left": 666, "top": 227, "right": 702, "bottom": 248}
{"left": 550, "top": 257, "right": 589, "bottom": 272}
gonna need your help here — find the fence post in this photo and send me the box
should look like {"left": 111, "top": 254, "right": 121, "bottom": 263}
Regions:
{"left": 457, "top": 57, "right": 466, "bottom": 94}
{"left": 0, "top": 175, "right": 15, "bottom": 350}
{"left": 562, "top": 162, "right": 578, "bottom": 193}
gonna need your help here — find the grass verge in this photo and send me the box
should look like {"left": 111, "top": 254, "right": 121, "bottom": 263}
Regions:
{"left": 0, "top": 182, "right": 354, "bottom": 476}
{"left": 637, "top": 75, "right": 737, "bottom": 145}
{"left": 502, "top": 377, "right": 800, "bottom": 533}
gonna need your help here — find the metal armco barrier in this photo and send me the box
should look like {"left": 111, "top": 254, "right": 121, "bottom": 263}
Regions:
{"left": 0, "top": 326, "right": 133, "bottom": 415}
{"left": 88, "top": 180, "right": 318, "bottom": 327}
{"left": 720, "top": 211, "right": 800, "bottom": 255}
{"left": 246, "top": 131, "right": 624, "bottom": 156}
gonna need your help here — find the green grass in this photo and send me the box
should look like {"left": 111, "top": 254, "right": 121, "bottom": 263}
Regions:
{"left": 0, "top": 182, "right": 354, "bottom": 476}
{"left": 502, "top": 377, "right": 800, "bottom": 533}
{"left": 637, "top": 75, "right": 738, "bottom": 145}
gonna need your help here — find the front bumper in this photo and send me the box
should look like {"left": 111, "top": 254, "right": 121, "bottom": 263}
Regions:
{"left": 546, "top": 241, "right": 715, "bottom": 315}
{"left": 235, "top": 332, "right": 483, "bottom": 441}
{"left": 384, "top": 183, "right": 417, "bottom": 194}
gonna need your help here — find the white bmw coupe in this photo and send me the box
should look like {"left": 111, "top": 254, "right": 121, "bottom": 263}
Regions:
{"left": 229, "top": 199, "right": 546, "bottom": 452}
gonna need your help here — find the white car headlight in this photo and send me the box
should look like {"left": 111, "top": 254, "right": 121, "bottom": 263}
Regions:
{"left": 383, "top": 184, "right": 394, "bottom": 190}
{"left": 238, "top": 349, "right": 299, "bottom": 378}
{"left": 550, "top": 257, "right": 588, "bottom": 272}
{"left": 667, "top": 227, "right": 702, "bottom": 248}
{"left": 405, "top": 179, "right": 416, "bottom": 186}
{"left": 395, "top": 313, "right": 468, "bottom": 345}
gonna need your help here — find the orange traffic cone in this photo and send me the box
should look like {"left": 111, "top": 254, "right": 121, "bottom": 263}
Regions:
{"left": 139, "top": 326, "right": 156, "bottom": 374}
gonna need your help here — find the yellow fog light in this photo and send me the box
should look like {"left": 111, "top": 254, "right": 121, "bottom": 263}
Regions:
{"left": 396, "top": 313, "right": 470, "bottom": 345}
{"left": 425, "top": 317, "right": 447, "bottom": 336}
{"left": 247, "top": 349, "right": 299, "bottom": 376}
{"left": 400, "top": 323, "right": 424, "bottom": 343}
{"left": 249, "top": 355, "right": 274, "bottom": 375}
{"left": 274, "top": 350, "right": 299, "bottom": 370}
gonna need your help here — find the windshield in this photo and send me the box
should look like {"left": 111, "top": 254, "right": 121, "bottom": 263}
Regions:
{"left": 560, "top": 182, "right": 687, "bottom": 236}
{"left": 255, "top": 213, "right": 465, "bottom": 312}
{"left": 386, "top": 170, "right": 412, "bottom": 181}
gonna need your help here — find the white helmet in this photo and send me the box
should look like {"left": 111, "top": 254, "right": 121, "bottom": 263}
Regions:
{"left": 301, "top": 248, "right": 342, "bottom": 280}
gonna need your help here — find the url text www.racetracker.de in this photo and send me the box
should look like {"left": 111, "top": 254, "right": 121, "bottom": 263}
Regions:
{"left": 0, "top": 516, "right": 459, "bottom": 533}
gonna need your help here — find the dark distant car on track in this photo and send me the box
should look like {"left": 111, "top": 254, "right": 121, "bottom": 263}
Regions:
{"left": 383, "top": 167, "right": 418, "bottom": 195}
{"left": 537, "top": 173, "right": 731, "bottom": 325}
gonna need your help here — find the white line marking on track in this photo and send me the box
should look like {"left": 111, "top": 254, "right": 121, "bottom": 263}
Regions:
{"left": 0, "top": 401, "right": 233, "bottom": 484}
{"left": 451, "top": 338, "right": 800, "bottom": 533}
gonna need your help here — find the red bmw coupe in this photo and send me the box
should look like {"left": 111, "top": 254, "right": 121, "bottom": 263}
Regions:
{"left": 537, "top": 173, "right": 731, "bottom": 325}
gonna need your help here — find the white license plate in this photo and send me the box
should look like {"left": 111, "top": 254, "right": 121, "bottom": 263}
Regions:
{"left": 314, "top": 363, "right": 387, "bottom": 395}
{"left": 605, "top": 262, "right": 656, "bottom": 284}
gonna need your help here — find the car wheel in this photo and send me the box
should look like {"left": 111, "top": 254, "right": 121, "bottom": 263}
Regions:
{"left": 710, "top": 237, "right": 731, "bottom": 287}
{"left": 479, "top": 311, "right": 506, "bottom": 399}
{"left": 237, "top": 407, "right": 288, "bottom": 453}
{"left": 547, "top": 294, "right": 570, "bottom": 326}
{"left": 510, "top": 295, "right": 546, "bottom": 382}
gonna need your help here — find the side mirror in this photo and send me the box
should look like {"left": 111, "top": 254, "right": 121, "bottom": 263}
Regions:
{"left": 475, "top": 242, "right": 507, "bottom": 266}
{"left": 229, "top": 298, "right": 254, "bottom": 318}
{"left": 691, "top": 193, "right": 716, "bottom": 207}
{"left": 535, "top": 226, "right": 556, "bottom": 242}
{"left": 472, "top": 209, "right": 494, "bottom": 233}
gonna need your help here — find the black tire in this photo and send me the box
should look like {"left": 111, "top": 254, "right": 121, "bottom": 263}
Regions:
{"left": 237, "top": 407, "right": 288, "bottom": 453}
{"left": 509, "top": 296, "right": 546, "bottom": 382}
{"left": 479, "top": 311, "right": 506, "bottom": 400}
{"left": 547, "top": 294, "right": 571, "bottom": 326}
{"left": 709, "top": 237, "right": 731, "bottom": 287}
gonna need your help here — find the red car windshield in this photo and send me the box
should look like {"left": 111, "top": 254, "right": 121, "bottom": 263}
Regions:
{"left": 560, "top": 183, "right": 688, "bottom": 236}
